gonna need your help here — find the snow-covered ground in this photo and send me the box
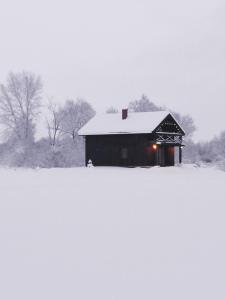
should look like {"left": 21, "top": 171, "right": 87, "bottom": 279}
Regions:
{"left": 0, "top": 165, "right": 224, "bottom": 300}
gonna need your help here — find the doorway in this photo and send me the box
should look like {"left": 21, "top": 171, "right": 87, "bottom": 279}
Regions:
{"left": 156, "top": 145, "right": 175, "bottom": 166}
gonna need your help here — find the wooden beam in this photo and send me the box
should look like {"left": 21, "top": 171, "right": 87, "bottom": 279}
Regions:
{"left": 179, "top": 146, "right": 182, "bottom": 164}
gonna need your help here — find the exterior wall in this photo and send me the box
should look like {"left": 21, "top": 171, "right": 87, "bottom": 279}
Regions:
{"left": 85, "top": 134, "right": 175, "bottom": 167}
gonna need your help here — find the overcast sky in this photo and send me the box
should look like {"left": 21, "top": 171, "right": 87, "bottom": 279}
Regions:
{"left": 0, "top": 0, "right": 224, "bottom": 141}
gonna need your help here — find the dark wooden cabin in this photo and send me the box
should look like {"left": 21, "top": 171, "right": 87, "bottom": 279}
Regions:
{"left": 78, "top": 109, "right": 185, "bottom": 167}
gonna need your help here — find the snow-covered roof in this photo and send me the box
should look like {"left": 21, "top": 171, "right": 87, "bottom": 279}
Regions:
{"left": 78, "top": 110, "right": 172, "bottom": 135}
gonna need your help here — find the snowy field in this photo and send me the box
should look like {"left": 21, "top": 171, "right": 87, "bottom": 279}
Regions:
{"left": 0, "top": 165, "right": 224, "bottom": 300}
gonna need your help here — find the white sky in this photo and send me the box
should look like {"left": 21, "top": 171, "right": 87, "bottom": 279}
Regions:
{"left": 0, "top": 0, "right": 224, "bottom": 141}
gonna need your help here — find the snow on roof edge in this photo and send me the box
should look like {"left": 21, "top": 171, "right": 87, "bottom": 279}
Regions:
{"left": 78, "top": 110, "right": 177, "bottom": 136}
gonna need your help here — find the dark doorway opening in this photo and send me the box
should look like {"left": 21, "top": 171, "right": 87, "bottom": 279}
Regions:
{"left": 156, "top": 145, "right": 175, "bottom": 166}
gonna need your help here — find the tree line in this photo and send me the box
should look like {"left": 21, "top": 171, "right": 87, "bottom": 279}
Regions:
{"left": 0, "top": 71, "right": 95, "bottom": 167}
{"left": 0, "top": 71, "right": 224, "bottom": 169}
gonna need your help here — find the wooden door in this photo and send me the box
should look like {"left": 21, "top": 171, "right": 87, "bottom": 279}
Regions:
{"left": 165, "top": 146, "right": 175, "bottom": 166}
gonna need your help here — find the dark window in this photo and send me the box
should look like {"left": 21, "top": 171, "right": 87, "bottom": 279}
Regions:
{"left": 121, "top": 148, "right": 128, "bottom": 159}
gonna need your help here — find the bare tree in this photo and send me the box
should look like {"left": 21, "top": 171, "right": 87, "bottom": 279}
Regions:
{"left": 46, "top": 102, "right": 64, "bottom": 146}
{"left": 59, "top": 99, "right": 95, "bottom": 141}
{"left": 0, "top": 71, "right": 42, "bottom": 143}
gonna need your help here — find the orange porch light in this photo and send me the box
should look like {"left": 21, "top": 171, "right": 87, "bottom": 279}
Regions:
{"left": 152, "top": 144, "right": 157, "bottom": 150}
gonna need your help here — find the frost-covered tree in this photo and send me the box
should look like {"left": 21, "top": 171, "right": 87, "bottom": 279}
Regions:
{"left": 59, "top": 99, "right": 95, "bottom": 140}
{"left": 42, "top": 99, "right": 95, "bottom": 167}
{"left": 215, "top": 131, "right": 225, "bottom": 157}
{"left": 129, "top": 94, "right": 163, "bottom": 112}
{"left": 182, "top": 130, "right": 225, "bottom": 168}
{"left": 46, "top": 102, "right": 64, "bottom": 146}
{"left": 106, "top": 106, "right": 118, "bottom": 113}
{"left": 0, "top": 71, "right": 42, "bottom": 143}
{"left": 210, "top": 131, "right": 225, "bottom": 168}
{"left": 216, "top": 131, "right": 225, "bottom": 170}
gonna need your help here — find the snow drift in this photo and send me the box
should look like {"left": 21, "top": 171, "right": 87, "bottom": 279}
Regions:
{"left": 0, "top": 165, "right": 224, "bottom": 300}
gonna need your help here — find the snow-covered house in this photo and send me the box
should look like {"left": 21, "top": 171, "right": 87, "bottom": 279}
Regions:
{"left": 78, "top": 109, "right": 185, "bottom": 167}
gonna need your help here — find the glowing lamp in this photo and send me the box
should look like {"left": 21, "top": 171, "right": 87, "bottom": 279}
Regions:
{"left": 152, "top": 144, "right": 157, "bottom": 150}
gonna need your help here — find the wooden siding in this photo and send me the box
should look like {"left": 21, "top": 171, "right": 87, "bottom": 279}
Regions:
{"left": 85, "top": 134, "right": 175, "bottom": 167}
